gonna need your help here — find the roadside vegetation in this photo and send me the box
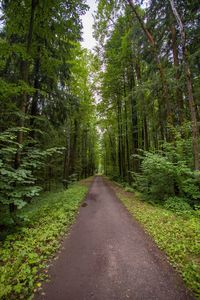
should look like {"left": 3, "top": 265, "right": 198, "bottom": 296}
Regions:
{"left": 110, "top": 180, "right": 200, "bottom": 298}
{"left": 0, "top": 183, "right": 87, "bottom": 299}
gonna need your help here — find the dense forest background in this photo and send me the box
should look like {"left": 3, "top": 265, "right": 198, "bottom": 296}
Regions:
{"left": 0, "top": 0, "right": 98, "bottom": 224}
{"left": 94, "top": 0, "right": 200, "bottom": 211}
{"left": 0, "top": 0, "right": 200, "bottom": 222}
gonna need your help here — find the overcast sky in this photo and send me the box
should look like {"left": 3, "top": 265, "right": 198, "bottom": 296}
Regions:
{"left": 81, "top": 0, "right": 97, "bottom": 50}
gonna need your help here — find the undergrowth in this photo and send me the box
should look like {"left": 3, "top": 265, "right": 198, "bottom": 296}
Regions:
{"left": 113, "top": 183, "right": 200, "bottom": 298}
{"left": 0, "top": 183, "right": 87, "bottom": 299}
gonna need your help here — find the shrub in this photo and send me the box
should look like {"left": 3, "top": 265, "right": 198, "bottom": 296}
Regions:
{"left": 0, "top": 128, "right": 64, "bottom": 225}
{"left": 140, "top": 152, "right": 175, "bottom": 201}
{"left": 124, "top": 186, "right": 135, "bottom": 193}
{"left": 164, "top": 196, "right": 192, "bottom": 215}
{"left": 134, "top": 151, "right": 200, "bottom": 206}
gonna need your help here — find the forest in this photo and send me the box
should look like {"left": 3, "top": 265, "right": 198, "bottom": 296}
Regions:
{"left": 0, "top": 0, "right": 200, "bottom": 299}
{"left": 95, "top": 0, "right": 200, "bottom": 207}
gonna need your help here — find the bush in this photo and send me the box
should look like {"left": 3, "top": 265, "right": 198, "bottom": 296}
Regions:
{"left": 124, "top": 186, "right": 135, "bottom": 193}
{"left": 164, "top": 197, "right": 192, "bottom": 215}
{"left": 138, "top": 152, "right": 175, "bottom": 201}
{"left": 0, "top": 128, "right": 64, "bottom": 225}
{"left": 135, "top": 151, "right": 200, "bottom": 206}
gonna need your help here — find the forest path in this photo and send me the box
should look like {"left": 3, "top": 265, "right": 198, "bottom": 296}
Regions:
{"left": 36, "top": 176, "right": 193, "bottom": 300}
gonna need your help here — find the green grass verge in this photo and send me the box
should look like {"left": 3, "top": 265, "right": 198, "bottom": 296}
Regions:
{"left": 0, "top": 183, "right": 88, "bottom": 299}
{"left": 113, "top": 184, "right": 200, "bottom": 298}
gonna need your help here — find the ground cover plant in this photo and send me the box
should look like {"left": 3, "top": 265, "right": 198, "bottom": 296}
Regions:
{"left": 109, "top": 180, "right": 200, "bottom": 298}
{"left": 0, "top": 183, "right": 88, "bottom": 299}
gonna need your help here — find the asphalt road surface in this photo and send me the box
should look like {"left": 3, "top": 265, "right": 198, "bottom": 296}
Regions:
{"left": 36, "top": 176, "right": 193, "bottom": 300}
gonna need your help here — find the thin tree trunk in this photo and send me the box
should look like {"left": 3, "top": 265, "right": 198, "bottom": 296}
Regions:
{"left": 123, "top": 73, "right": 131, "bottom": 182}
{"left": 171, "top": 24, "right": 184, "bottom": 125}
{"left": 117, "top": 97, "right": 122, "bottom": 178}
{"left": 128, "top": 58, "right": 139, "bottom": 171}
{"left": 108, "top": 131, "right": 116, "bottom": 166}
{"left": 135, "top": 59, "right": 149, "bottom": 150}
{"left": 143, "top": 115, "right": 149, "bottom": 150}
{"left": 63, "top": 124, "right": 70, "bottom": 188}
{"left": 69, "top": 119, "right": 78, "bottom": 175}
{"left": 30, "top": 46, "right": 40, "bottom": 139}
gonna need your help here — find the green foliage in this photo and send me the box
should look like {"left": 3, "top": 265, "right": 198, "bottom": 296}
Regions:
{"left": 140, "top": 152, "right": 175, "bottom": 201}
{"left": 0, "top": 183, "right": 87, "bottom": 299}
{"left": 134, "top": 149, "right": 200, "bottom": 206}
{"left": 0, "top": 128, "right": 65, "bottom": 224}
{"left": 124, "top": 186, "right": 135, "bottom": 193}
{"left": 164, "top": 197, "right": 192, "bottom": 215}
{"left": 115, "top": 183, "right": 200, "bottom": 298}
{"left": 0, "top": 0, "right": 98, "bottom": 227}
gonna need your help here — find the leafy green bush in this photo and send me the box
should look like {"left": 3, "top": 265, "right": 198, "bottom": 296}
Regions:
{"left": 164, "top": 197, "right": 192, "bottom": 215}
{"left": 134, "top": 150, "right": 200, "bottom": 206}
{"left": 141, "top": 152, "right": 175, "bottom": 201}
{"left": 0, "top": 128, "right": 64, "bottom": 224}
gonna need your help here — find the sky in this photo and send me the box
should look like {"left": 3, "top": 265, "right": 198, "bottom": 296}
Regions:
{"left": 81, "top": 0, "right": 97, "bottom": 51}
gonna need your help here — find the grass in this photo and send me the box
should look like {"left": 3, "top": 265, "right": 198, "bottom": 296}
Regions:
{"left": 109, "top": 181, "right": 200, "bottom": 298}
{"left": 0, "top": 183, "right": 88, "bottom": 300}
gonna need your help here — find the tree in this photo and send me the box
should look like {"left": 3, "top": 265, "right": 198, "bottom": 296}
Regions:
{"left": 0, "top": 0, "right": 99, "bottom": 224}
{"left": 169, "top": 0, "right": 199, "bottom": 171}
{"left": 94, "top": 0, "right": 200, "bottom": 185}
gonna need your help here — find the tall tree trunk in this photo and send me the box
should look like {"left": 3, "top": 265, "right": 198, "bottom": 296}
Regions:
{"left": 108, "top": 130, "right": 116, "bottom": 167}
{"left": 69, "top": 119, "right": 78, "bottom": 175}
{"left": 15, "top": 0, "right": 38, "bottom": 168}
{"left": 171, "top": 24, "right": 184, "bottom": 125}
{"left": 128, "top": 58, "right": 139, "bottom": 171}
{"left": 63, "top": 124, "right": 70, "bottom": 188}
{"left": 135, "top": 59, "right": 149, "bottom": 150}
{"left": 169, "top": 0, "right": 199, "bottom": 171}
{"left": 30, "top": 46, "right": 41, "bottom": 139}
{"left": 126, "top": 0, "right": 173, "bottom": 139}
{"left": 117, "top": 97, "right": 123, "bottom": 178}
{"left": 143, "top": 115, "right": 149, "bottom": 150}
{"left": 123, "top": 73, "right": 131, "bottom": 182}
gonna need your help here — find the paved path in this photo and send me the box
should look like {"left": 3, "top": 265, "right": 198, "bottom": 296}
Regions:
{"left": 36, "top": 176, "right": 193, "bottom": 300}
